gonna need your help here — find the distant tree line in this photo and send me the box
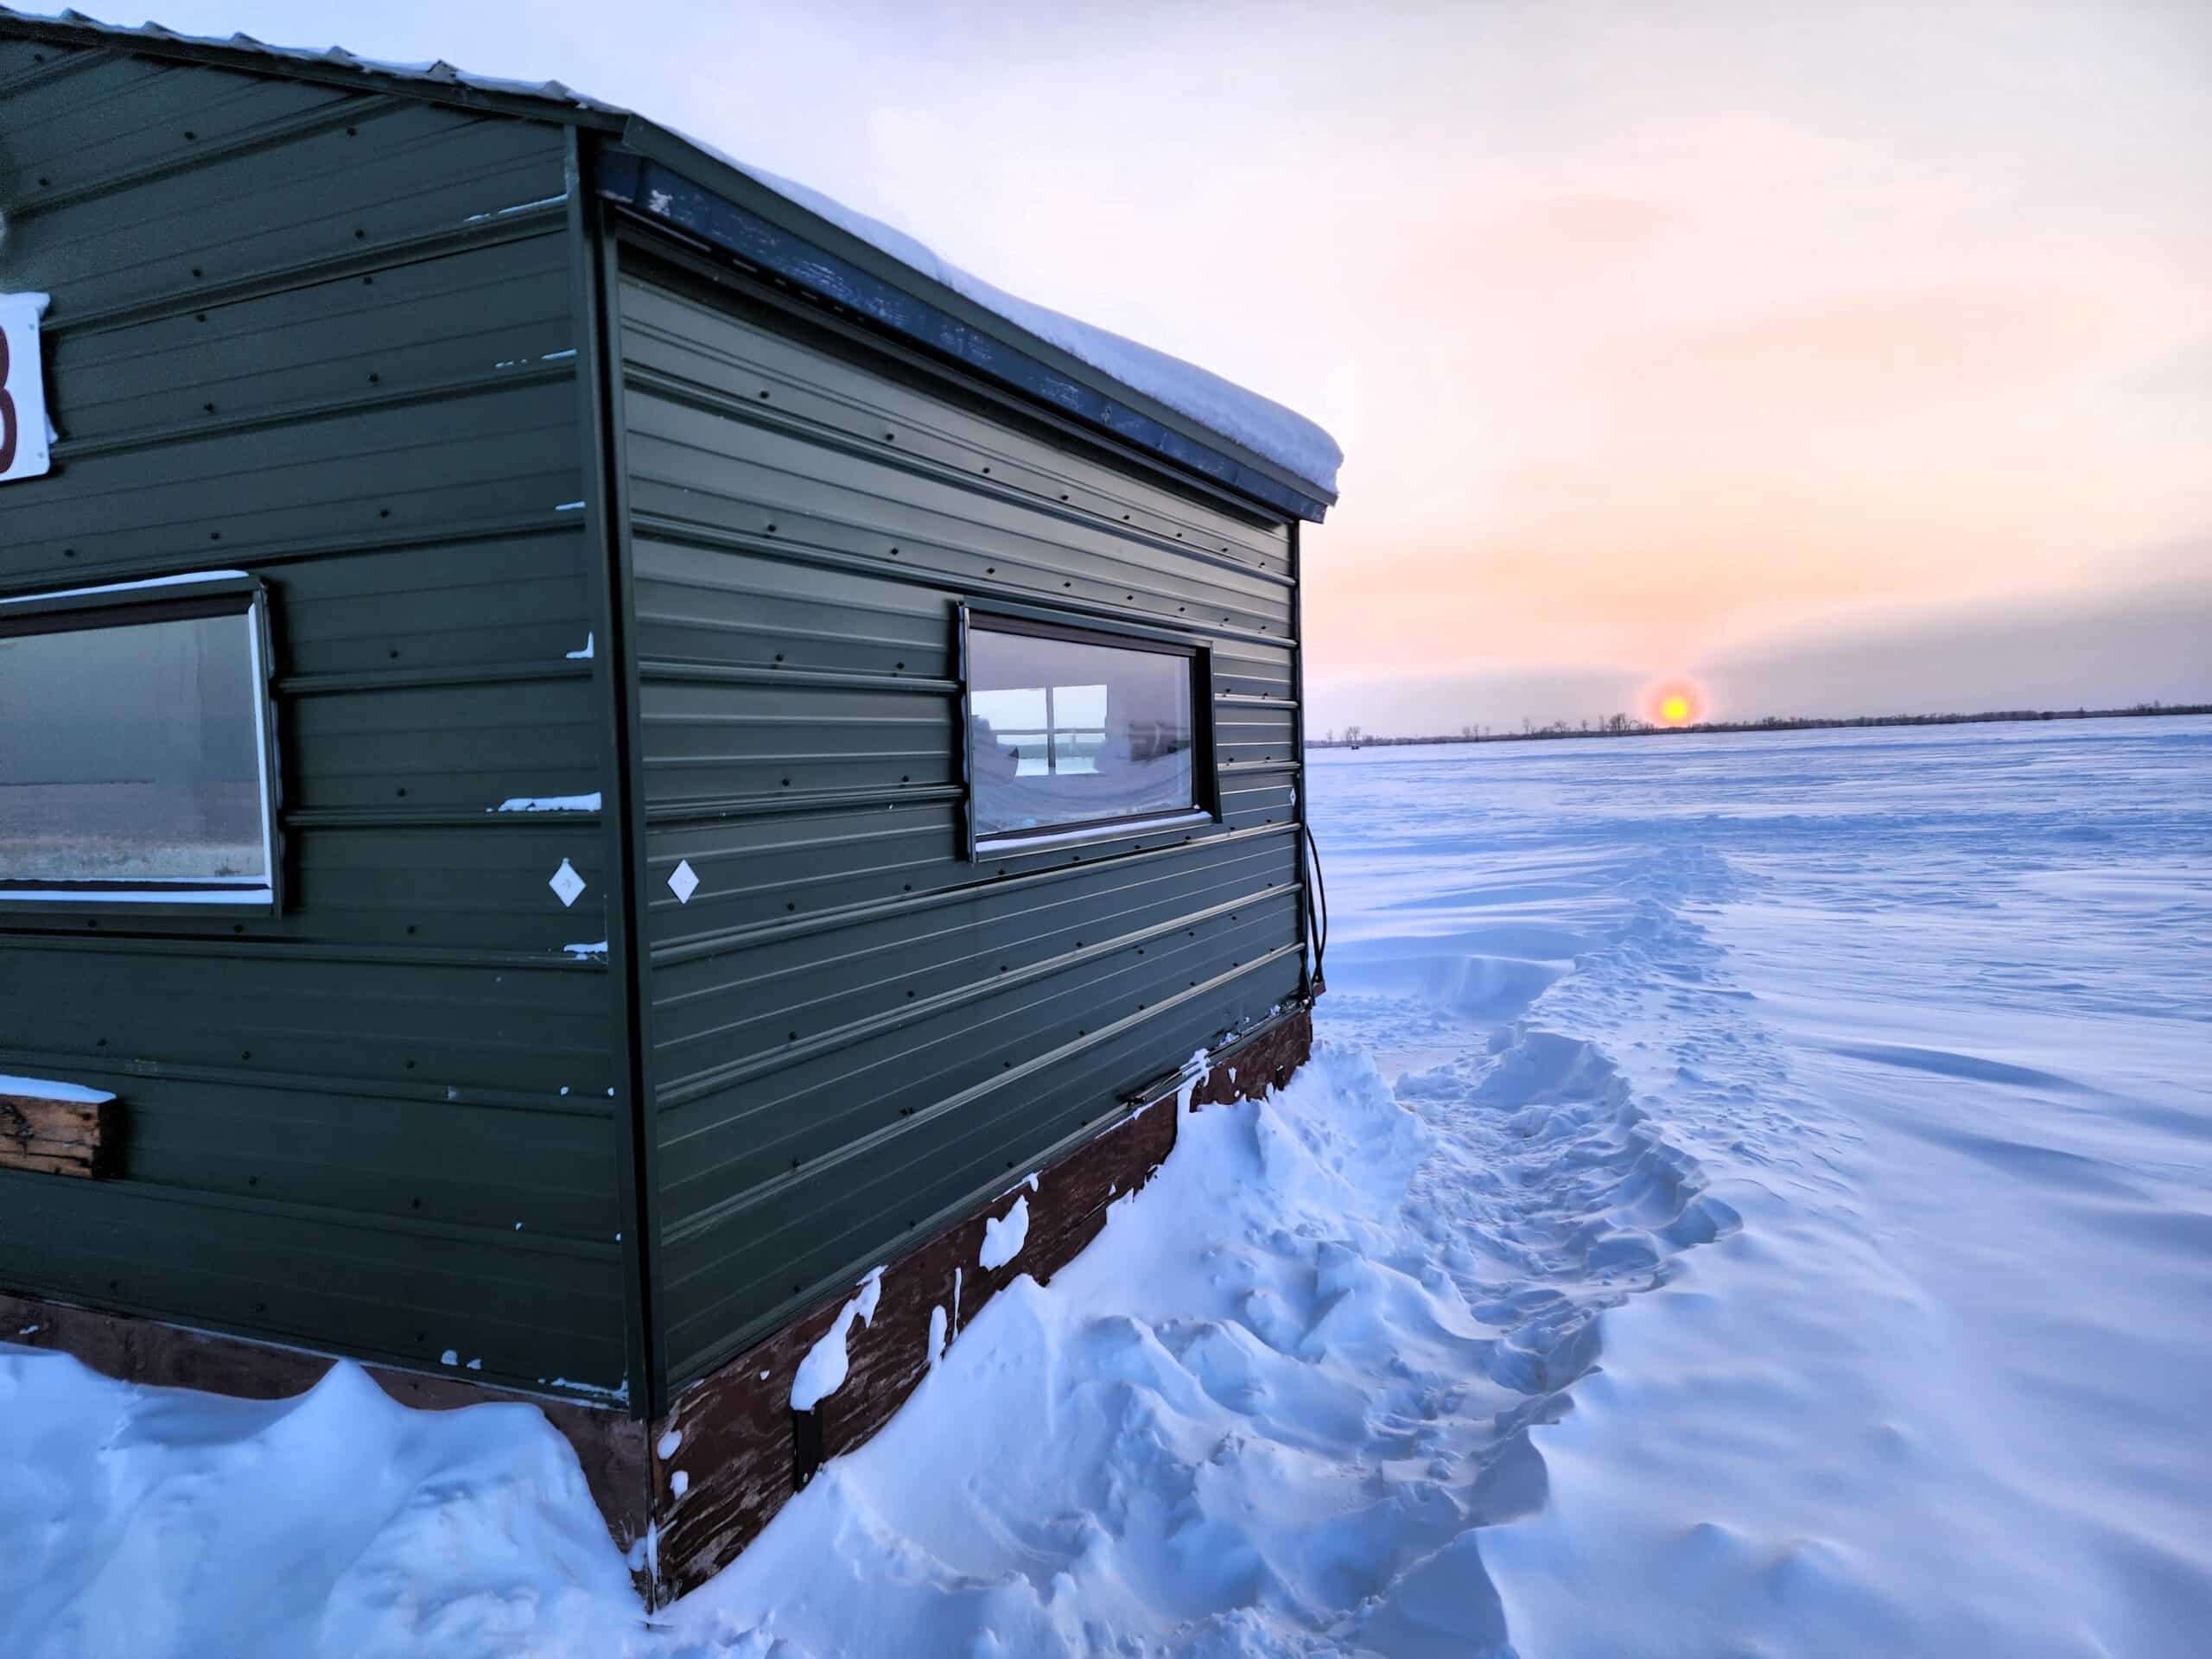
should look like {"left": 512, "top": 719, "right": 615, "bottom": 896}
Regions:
{"left": 1313, "top": 700, "right": 2212, "bottom": 749}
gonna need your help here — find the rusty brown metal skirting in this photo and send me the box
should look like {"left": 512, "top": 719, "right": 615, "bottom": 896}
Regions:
{"left": 0, "top": 1004, "right": 1313, "bottom": 1608}
{"left": 641, "top": 1004, "right": 1314, "bottom": 1605}
{"left": 0, "top": 1287, "right": 653, "bottom": 1572}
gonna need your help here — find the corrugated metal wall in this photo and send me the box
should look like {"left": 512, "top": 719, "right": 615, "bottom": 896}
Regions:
{"left": 610, "top": 249, "right": 1308, "bottom": 1390}
{"left": 0, "top": 42, "right": 635, "bottom": 1401}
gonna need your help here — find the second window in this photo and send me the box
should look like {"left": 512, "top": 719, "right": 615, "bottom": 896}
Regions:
{"left": 964, "top": 613, "right": 1208, "bottom": 848}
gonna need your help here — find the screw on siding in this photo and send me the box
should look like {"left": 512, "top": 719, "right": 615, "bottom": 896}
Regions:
{"left": 62, "top": 549, "right": 75, "bottom": 558}
{"left": 986, "top": 567, "right": 995, "bottom": 575}
{"left": 209, "top": 531, "right": 221, "bottom": 540}
{"left": 765, "top": 523, "right": 777, "bottom": 533}
{"left": 759, "top": 390, "right": 771, "bottom": 399}
{"left": 369, "top": 372, "right": 380, "bottom": 385}
{"left": 183, "top": 130, "right": 197, "bottom": 140}
{"left": 354, "top": 228, "right": 365, "bottom": 239}
{"left": 981, "top": 466, "right": 991, "bottom": 474}
{"left": 204, "top": 402, "right": 215, "bottom": 413}
{"left": 890, "top": 547, "right": 900, "bottom": 556}
{"left": 346, "top": 126, "right": 358, "bottom": 137}
{"left": 191, "top": 266, "right": 203, "bottom": 277}
{"left": 96, "top": 1038, "right": 106, "bottom": 1047}
{"left": 885, "top": 431, "right": 896, "bottom": 441}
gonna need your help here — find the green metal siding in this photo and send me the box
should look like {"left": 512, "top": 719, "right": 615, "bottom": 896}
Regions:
{"left": 611, "top": 251, "right": 1308, "bottom": 1389}
{"left": 0, "top": 43, "right": 632, "bottom": 1401}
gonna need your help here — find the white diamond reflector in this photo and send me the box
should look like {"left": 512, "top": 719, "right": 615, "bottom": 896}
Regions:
{"left": 549, "top": 857, "right": 586, "bottom": 908}
{"left": 668, "top": 858, "right": 700, "bottom": 905}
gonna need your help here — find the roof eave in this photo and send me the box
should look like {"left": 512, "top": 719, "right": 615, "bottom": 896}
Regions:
{"left": 611, "top": 120, "right": 1335, "bottom": 524}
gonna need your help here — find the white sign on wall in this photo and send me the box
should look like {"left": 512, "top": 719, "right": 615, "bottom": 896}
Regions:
{"left": 0, "top": 291, "right": 54, "bottom": 485}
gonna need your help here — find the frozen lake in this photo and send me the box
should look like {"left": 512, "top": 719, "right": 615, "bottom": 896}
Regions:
{"left": 5, "top": 715, "right": 2207, "bottom": 1656}
{"left": 1313, "top": 715, "right": 2212, "bottom": 1657}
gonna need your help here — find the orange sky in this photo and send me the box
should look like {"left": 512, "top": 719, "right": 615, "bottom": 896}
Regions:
{"left": 178, "top": 0, "right": 2212, "bottom": 728}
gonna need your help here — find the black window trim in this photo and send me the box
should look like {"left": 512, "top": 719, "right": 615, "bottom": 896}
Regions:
{"left": 0, "top": 570, "right": 283, "bottom": 914}
{"left": 957, "top": 600, "right": 1219, "bottom": 861}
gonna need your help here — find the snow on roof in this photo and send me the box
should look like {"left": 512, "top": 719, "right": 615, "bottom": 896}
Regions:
{"left": 4, "top": 8, "right": 1343, "bottom": 505}
{"left": 699, "top": 162, "right": 1343, "bottom": 502}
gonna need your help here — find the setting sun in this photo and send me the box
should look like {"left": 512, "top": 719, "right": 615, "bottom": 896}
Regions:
{"left": 1646, "top": 680, "right": 1707, "bottom": 727}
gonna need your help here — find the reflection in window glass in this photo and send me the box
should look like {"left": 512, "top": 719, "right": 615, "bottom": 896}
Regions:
{"left": 0, "top": 606, "right": 270, "bottom": 888}
{"left": 967, "top": 621, "right": 1198, "bottom": 840}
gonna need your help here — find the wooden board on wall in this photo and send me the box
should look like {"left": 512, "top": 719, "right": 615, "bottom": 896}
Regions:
{"left": 0, "top": 1090, "right": 114, "bottom": 1178}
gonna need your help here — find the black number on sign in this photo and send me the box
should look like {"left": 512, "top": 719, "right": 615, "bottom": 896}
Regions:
{"left": 0, "top": 327, "right": 16, "bottom": 474}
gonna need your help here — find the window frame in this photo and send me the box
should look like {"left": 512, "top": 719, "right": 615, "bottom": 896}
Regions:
{"left": 0, "top": 570, "right": 283, "bottom": 915}
{"left": 957, "top": 601, "right": 1218, "bottom": 860}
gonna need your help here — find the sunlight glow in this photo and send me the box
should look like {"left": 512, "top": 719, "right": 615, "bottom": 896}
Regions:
{"left": 1646, "top": 680, "right": 1707, "bottom": 726}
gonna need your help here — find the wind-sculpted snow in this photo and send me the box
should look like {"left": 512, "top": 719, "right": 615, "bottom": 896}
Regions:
{"left": 3, "top": 716, "right": 2207, "bottom": 1656}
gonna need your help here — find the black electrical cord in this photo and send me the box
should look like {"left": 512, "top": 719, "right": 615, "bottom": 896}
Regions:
{"left": 1301, "top": 817, "right": 1329, "bottom": 994}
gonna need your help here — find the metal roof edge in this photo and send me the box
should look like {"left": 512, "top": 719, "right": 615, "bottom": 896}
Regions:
{"left": 607, "top": 125, "right": 1334, "bottom": 523}
{"left": 0, "top": 9, "right": 629, "bottom": 126}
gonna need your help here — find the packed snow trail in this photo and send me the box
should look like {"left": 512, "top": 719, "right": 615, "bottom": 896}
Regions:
{"left": 3, "top": 715, "right": 2208, "bottom": 1656}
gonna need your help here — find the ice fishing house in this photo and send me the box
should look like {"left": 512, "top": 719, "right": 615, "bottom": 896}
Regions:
{"left": 0, "top": 10, "right": 1338, "bottom": 1600}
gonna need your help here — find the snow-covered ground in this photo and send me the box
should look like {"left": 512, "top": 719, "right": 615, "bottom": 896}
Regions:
{"left": 3, "top": 715, "right": 2207, "bottom": 1656}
